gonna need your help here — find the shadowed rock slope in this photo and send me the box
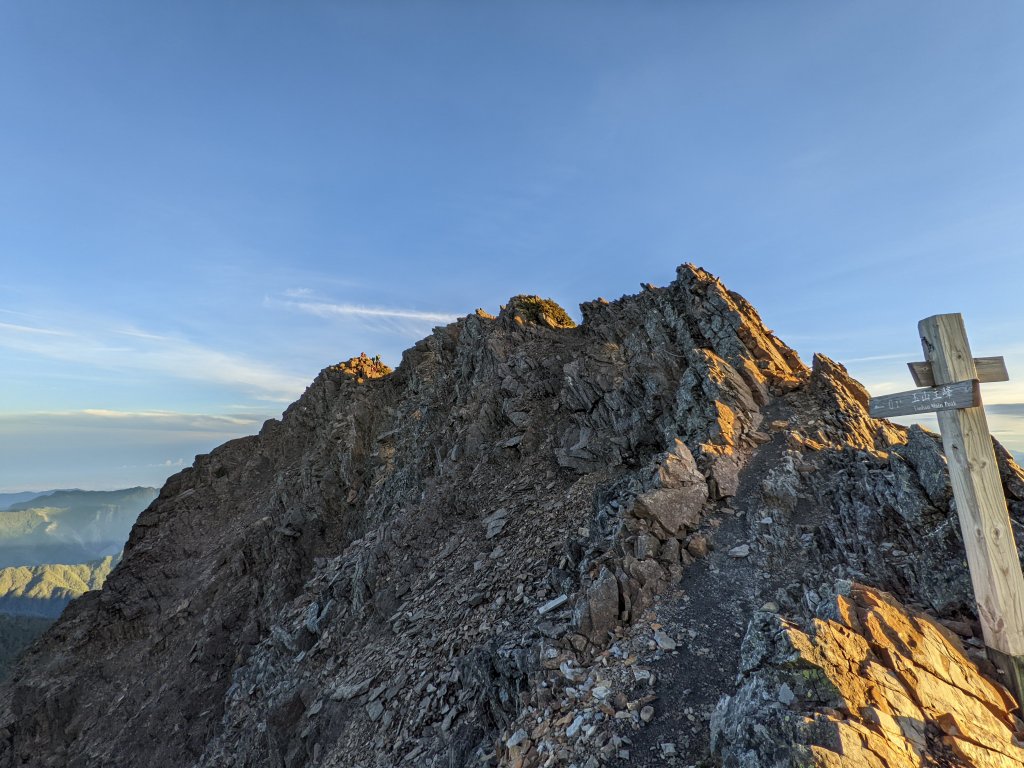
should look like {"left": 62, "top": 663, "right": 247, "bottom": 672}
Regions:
{"left": 0, "top": 616, "right": 51, "bottom": 683}
{"left": 2, "top": 265, "right": 1024, "bottom": 767}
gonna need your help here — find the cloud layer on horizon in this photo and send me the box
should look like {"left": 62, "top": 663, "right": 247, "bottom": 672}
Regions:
{"left": 268, "top": 292, "right": 462, "bottom": 338}
{"left": 0, "top": 409, "right": 275, "bottom": 492}
{"left": 0, "top": 315, "right": 308, "bottom": 403}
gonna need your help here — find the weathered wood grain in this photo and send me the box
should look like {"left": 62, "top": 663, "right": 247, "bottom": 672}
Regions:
{"left": 868, "top": 379, "right": 978, "bottom": 419}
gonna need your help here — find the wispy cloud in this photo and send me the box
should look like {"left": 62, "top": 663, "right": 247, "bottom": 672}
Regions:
{"left": 0, "top": 409, "right": 269, "bottom": 433}
{"left": 265, "top": 292, "right": 462, "bottom": 339}
{"left": 78, "top": 409, "right": 261, "bottom": 427}
{"left": 861, "top": 380, "right": 905, "bottom": 395}
{"left": 117, "top": 458, "right": 187, "bottom": 470}
{"left": 842, "top": 352, "right": 917, "bottom": 364}
{"left": 152, "top": 458, "right": 186, "bottom": 468}
{"left": 0, "top": 321, "right": 73, "bottom": 337}
{"left": 0, "top": 317, "right": 307, "bottom": 402}
{"left": 0, "top": 410, "right": 275, "bottom": 491}
{"left": 114, "top": 328, "right": 172, "bottom": 341}
{"left": 276, "top": 297, "right": 460, "bottom": 325}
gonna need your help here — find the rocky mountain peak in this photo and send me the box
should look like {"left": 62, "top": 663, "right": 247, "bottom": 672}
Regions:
{"left": 498, "top": 295, "right": 577, "bottom": 330}
{"left": 2, "top": 264, "right": 1022, "bottom": 768}
{"left": 330, "top": 353, "right": 393, "bottom": 382}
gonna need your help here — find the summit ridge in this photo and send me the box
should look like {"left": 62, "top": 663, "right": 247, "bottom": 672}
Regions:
{"left": 2, "top": 265, "right": 1023, "bottom": 767}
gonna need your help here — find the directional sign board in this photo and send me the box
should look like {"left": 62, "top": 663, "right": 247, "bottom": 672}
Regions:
{"left": 868, "top": 378, "right": 979, "bottom": 419}
{"left": 907, "top": 356, "right": 1009, "bottom": 388}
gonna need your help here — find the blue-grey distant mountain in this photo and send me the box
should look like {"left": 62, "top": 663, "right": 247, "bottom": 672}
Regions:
{"left": 988, "top": 404, "right": 1024, "bottom": 415}
{"left": 0, "top": 492, "right": 52, "bottom": 512}
{"left": 0, "top": 487, "right": 156, "bottom": 568}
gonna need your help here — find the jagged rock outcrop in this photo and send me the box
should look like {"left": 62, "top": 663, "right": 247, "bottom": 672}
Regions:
{"left": 712, "top": 582, "right": 1024, "bottom": 767}
{"left": 500, "top": 296, "right": 577, "bottom": 330}
{"left": 1, "top": 264, "right": 1022, "bottom": 768}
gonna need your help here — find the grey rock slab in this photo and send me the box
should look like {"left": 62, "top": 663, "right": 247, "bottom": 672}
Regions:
{"left": 366, "top": 700, "right": 385, "bottom": 723}
{"left": 331, "top": 678, "right": 374, "bottom": 701}
{"left": 506, "top": 728, "right": 528, "bottom": 749}
{"left": 566, "top": 714, "right": 585, "bottom": 739}
{"left": 653, "top": 630, "right": 677, "bottom": 651}
{"left": 483, "top": 508, "right": 510, "bottom": 539}
{"left": 573, "top": 566, "right": 620, "bottom": 644}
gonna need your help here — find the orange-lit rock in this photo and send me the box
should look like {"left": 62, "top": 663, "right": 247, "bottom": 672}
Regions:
{"left": 713, "top": 583, "right": 1024, "bottom": 767}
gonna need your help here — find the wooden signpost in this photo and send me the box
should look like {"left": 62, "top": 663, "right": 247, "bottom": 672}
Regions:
{"left": 869, "top": 313, "right": 1024, "bottom": 704}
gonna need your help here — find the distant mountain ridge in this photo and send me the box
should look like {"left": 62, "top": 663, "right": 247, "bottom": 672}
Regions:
{"left": 0, "top": 487, "right": 156, "bottom": 568}
{"left": 0, "top": 488, "right": 152, "bottom": 682}
{"left": 0, "top": 554, "right": 120, "bottom": 618}
{"left": 3, "top": 487, "right": 157, "bottom": 513}
{"left": 0, "top": 493, "right": 52, "bottom": 512}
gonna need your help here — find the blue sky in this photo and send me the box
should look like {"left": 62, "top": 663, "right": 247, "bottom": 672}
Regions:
{"left": 2, "top": 2, "right": 1024, "bottom": 490}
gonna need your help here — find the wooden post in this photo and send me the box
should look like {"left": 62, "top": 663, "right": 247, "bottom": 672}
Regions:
{"left": 919, "top": 313, "right": 1024, "bottom": 702}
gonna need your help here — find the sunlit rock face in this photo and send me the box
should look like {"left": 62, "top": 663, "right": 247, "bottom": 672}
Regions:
{"left": 2, "top": 264, "right": 1024, "bottom": 768}
{"left": 330, "top": 353, "right": 393, "bottom": 382}
{"left": 713, "top": 582, "right": 1024, "bottom": 767}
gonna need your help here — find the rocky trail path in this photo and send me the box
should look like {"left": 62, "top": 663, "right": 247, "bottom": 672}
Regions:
{"left": 613, "top": 515, "right": 756, "bottom": 767}
{"left": 610, "top": 406, "right": 798, "bottom": 767}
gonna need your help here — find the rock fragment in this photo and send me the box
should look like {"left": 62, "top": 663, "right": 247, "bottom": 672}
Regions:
{"left": 483, "top": 508, "right": 510, "bottom": 539}
{"left": 537, "top": 594, "right": 568, "bottom": 615}
{"left": 653, "top": 630, "right": 677, "bottom": 651}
